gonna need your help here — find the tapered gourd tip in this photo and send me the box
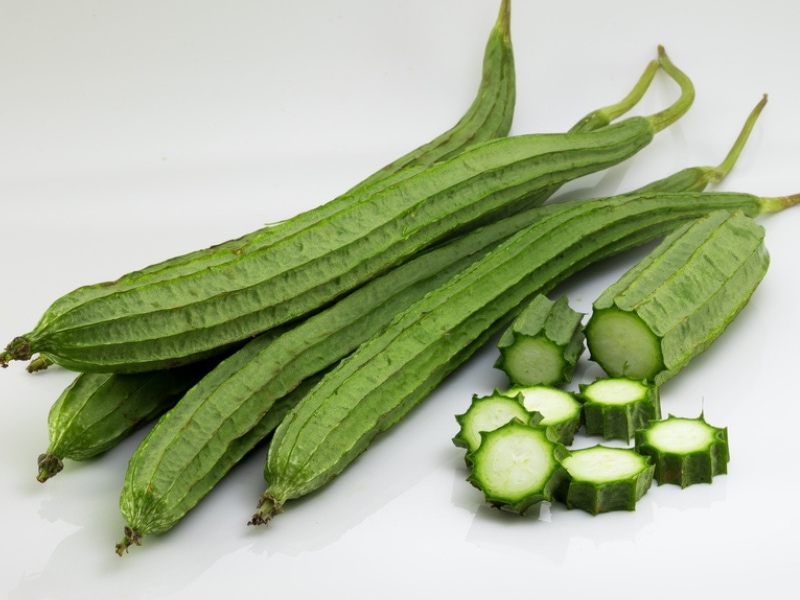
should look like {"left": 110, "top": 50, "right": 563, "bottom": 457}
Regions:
{"left": 248, "top": 494, "right": 283, "bottom": 526}
{"left": 115, "top": 526, "right": 143, "bottom": 556}
{"left": 36, "top": 453, "right": 63, "bottom": 483}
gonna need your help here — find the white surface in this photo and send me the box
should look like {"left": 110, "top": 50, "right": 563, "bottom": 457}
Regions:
{"left": 1, "top": 1, "right": 799, "bottom": 598}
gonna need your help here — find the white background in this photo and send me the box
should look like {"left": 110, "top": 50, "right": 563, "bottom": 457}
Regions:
{"left": 1, "top": 1, "right": 798, "bottom": 598}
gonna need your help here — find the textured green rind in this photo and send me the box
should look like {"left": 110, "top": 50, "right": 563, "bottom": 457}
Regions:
{"left": 36, "top": 362, "right": 213, "bottom": 482}
{"left": 587, "top": 210, "right": 769, "bottom": 385}
{"left": 466, "top": 421, "right": 570, "bottom": 514}
{"left": 24, "top": 118, "right": 658, "bottom": 373}
{"left": 502, "top": 385, "right": 582, "bottom": 445}
{"left": 453, "top": 391, "right": 538, "bottom": 454}
{"left": 634, "top": 414, "right": 729, "bottom": 488}
{"left": 556, "top": 445, "right": 655, "bottom": 514}
{"left": 256, "top": 191, "right": 778, "bottom": 517}
{"left": 578, "top": 377, "right": 661, "bottom": 442}
{"left": 495, "top": 294, "right": 584, "bottom": 386}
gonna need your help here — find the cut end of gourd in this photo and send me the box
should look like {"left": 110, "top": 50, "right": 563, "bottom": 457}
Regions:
{"left": 453, "top": 391, "right": 535, "bottom": 455}
{"left": 586, "top": 309, "right": 664, "bottom": 382}
{"left": 115, "top": 526, "right": 143, "bottom": 556}
{"left": 557, "top": 445, "right": 655, "bottom": 514}
{"left": 36, "top": 453, "right": 64, "bottom": 483}
{"left": 504, "top": 386, "right": 582, "bottom": 445}
{"left": 467, "top": 421, "right": 568, "bottom": 514}
{"left": 635, "top": 414, "right": 729, "bottom": 488}
{"left": 248, "top": 494, "right": 284, "bottom": 526}
{"left": 497, "top": 337, "right": 566, "bottom": 387}
{"left": 578, "top": 377, "right": 661, "bottom": 442}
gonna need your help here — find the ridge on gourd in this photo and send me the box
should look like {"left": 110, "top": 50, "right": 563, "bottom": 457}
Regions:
{"left": 113, "top": 54, "right": 675, "bottom": 553}
{"left": 1, "top": 45, "right": 692, "bottom": 374}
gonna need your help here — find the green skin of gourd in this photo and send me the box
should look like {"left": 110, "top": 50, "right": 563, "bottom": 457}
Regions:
{"left": 7, "top": 120, "right": 661, "bottom": 374}
{"left": 1, "top": 41, "right": 692, "bottom": 375}
{"left": 585, "top": 210, "right": 770, "bottom": 386}
{"left": 635, "top": 414, "right": 729, "bottom": 487}
{"left": 495, "top": 294, "right": 585, "bottom": 387}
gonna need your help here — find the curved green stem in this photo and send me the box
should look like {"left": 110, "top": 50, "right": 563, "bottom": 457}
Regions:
{"left": 647, "top": 45, "right": 695, "bottom": 133}
{"left": 572, "top": 59, "right": 660, "bottom": 133}
{"left": 706, "top": 94, "right": 768, "bottom": 183}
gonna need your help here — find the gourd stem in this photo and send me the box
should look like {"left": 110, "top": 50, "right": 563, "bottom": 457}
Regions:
{"left": 572, "top": 59, "right": 659, "bottom": 132}
{"left": 36, "top": 453, "right": 63, "bottom": 483}
{"left": 648, "top": 45, "right": 695, "bottom": 133}
{"left": 761, "top": 193, "right": 800, "bottom": 213}
{"left": 710, "top": 94, "right": 768, "bottom": 182}
{"left": 248, "top": 494, "right": 283, "bottom": 526}
{"left": 115, "top": 526, "right": 142, "bottom": 556}
{"left": 0, "top": 336, "right": 32, "bottom": 368}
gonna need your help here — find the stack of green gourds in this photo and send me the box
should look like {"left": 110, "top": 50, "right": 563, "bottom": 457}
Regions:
{"left": 1, "top": 0, "right": 796, "bottom": 554}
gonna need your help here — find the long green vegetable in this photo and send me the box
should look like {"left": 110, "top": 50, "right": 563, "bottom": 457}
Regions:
{"left": 253, "top": 189, "right": 798, "bottom": 525}
{"left": 1, "top": 47, "right": 692, "bottom": 374}
{"left": 113, "top": 57, "right": 679, "bottom": 554}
